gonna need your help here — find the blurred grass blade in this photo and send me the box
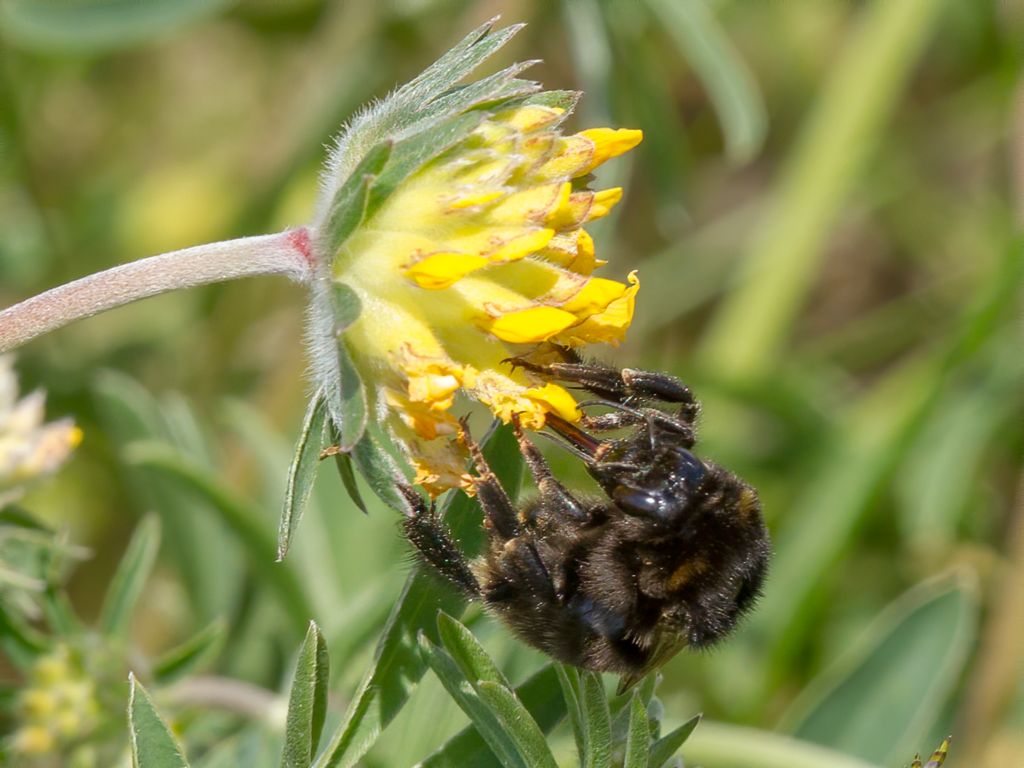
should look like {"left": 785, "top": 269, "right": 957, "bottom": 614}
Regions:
{"left": 644, "top": 0, "right": 766, "bottom": 164}
{"left": 128, "top": 673, "right": 191, "bottom": 768}
{"left": 555, "top": 663, "right": 585, "bottom": 762}
{"left": 279, "top": 393, "right": 329, "bottom": 561}
{"left": 313, "top": 424, "right": 522, "bottom": 768}
{"left": 420, "top": 665, "right": 566, "bottom": 768}
{"left": 125, "top": 441, "right": 313, "bottom": 629}
{"left": 581, "top": 672, "right": 613, "bottom": 768}
{"left": 436, "top": 611, "right": 511, "bottom": 689}
{"left": 152, "top": 619, "right": 226, "bottom": 685}
{"left": 697, "top": 0, "right": 944, "bottom": 377}
{"left": 779, "top": 572, "right": 978, "bottom": 765}
{"left": 99, "top": 514, "right": 160, "bottom": 639}
{"left": 418, "top": 634, "right": 527, "bottom": 768}
{"left": 682, "top": 721, "right": 882, "bottom": 768}
{"left": 624, "top": 692, "right": 651, "bottom": 768}
{"left": 0, "top": 0, "right": 233, "bottom": 53}
{"left": 282, "top": 621, "right": 330, "bottom": 768}
{"left": 648, "top": 714, "right": 701, "bottom": 768}
{"left": 475, "top": 681, "right": 559, "bottom": 768}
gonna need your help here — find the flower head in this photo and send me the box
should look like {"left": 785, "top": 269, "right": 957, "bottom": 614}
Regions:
{"left": 0, "top": 356, "right": 80, "bottom": 499}
{"left": 306, "top": 20, "right": 642, "bottom": 497}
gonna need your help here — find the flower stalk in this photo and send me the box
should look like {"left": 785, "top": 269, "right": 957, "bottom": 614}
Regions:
{"left": 0, "top": 229, "right": 314, "bottom": 353}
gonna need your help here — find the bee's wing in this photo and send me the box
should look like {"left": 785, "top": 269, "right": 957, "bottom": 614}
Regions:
{"left": 615, "top": 631, "right": 688, "bottom": 695}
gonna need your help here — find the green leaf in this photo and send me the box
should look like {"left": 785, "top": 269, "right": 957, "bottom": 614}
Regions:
{"left": 330, "top": 283, "right": 363, "bottom": 333}
{"left": 320, "top": 142, "right": 392, "bottom": 256}
{"left": 349, "top": 429, "right": 413, "bottom": 515}
{"left": 332, "top": 450, "right": 367, "bottom": 515}
{"left": 555, "top": 663, "right": 585, "bottom": 763}
{"left": 152, "top": 619, "right": 226, "bottom": 685}
{"left": 780, "top": 573, "right": 978, "bottom": 765}
{"left": 648, "top": 714, "right": 700, "bottom": 768}
{"left": 420, "top": 665, "right": 566, "bottom": 768}
{"left": 644, "top": 0, "right": 766, "bottom": 165}
{"left": 581, "top": 672, "right": 613, "bottom": 768}
{"left": 0, "top": 0, "right": 233, "bottom": 53}
{"left": 128, "top": 673, "right": 191, "bottom": 768}
{"left": 436, "top": 611, "right": 511, "bottom": 689}
{"left": 624, "top": 693, "right": 651, "bottom": 768}
{"left": 329, "top": 337, "right": 368, "bottom": 453}
{"left": 125, "top": 442, "right": 313, "bottom": 630}
{"left": 278, "top": 394, "right": 330, "bottom": 561}
{"left": 475, "top": 681, "right": 559, "bottom": 768}
{"left": 99, "top": 515, "right": 161, "bottom": 639}
{"left": 312, "top": 424, "right": 522, "bottom": 768}
{"left": 282, "top": 621, "right": 330, "bottom": 768}
{"left": 418, "top": 634, "right": 527, "bottom": 768}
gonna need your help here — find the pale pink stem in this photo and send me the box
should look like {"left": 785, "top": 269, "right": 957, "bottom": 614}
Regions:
{"left": 0, "top": 229, "right": 314, "bottom": 352}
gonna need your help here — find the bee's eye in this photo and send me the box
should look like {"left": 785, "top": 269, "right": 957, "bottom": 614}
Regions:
{"left": 673, "top": 449, "right": 706, "bottom": 488}
{"left": 613, "top": 484, "right": 662, "bottom": 517}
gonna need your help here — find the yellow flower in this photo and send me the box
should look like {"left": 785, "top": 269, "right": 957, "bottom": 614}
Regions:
{"left": 910, "top": 737, "right": 950, "bottom": 768}
{"left": 0, "top": 356, "right": 80, "bottom": 495}
{"left": 307, "top": 21, "right": 643, "bottom": 496}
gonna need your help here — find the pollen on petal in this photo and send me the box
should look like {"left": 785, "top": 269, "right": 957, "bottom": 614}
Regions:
{"left": 587, "top": 187, "right": 623, "bottom": 221}
{"left": 404, "top": 252, "right": 489, "bottom": 289}
{"left": 577, "top": 128, "right": 643, "bottom": 175}
{"left": 486, "top": 305, "right": 579, "bottom": 343}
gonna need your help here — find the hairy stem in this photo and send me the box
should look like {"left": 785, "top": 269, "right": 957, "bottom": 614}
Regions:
{"left": 0, "top": 228, "right": 314, "bottom": 352}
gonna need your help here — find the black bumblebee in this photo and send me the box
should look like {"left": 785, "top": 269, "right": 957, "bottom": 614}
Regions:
{"left": 401, "top": 352, "right": 770, "bottom": 691}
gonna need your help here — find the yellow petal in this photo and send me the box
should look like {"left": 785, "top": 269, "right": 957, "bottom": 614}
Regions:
{"left": 486, "top": 305, "right": 579, "bottom": 343}
{"left": 490, "top": 182, "right": 567, "bottom": 224}
{"left": 587, "top": 187, "right": 623, "bottom": 221}
{"left": 446, "top": 189, "right": 506, "bottom": 210}
{"left": 562, "top": 276, "right": 628, "bottom": 316}
{"left": 497, "top": 105, "right": 565, "bottom": 133}
{"left": 546, "top": 190, "right": 593, "bottom": 231}
{"left": 485, "top": 227, "right": 556, "bottom": 263}
{"left": 555, "top": 270, "right": 639, "bottom": 346}
{"left": 577, "top": 128, "right": 643, "bottom": 175}
{"left": 533, "top": 135, "right": 595, "bottom": 182}
{"left": 404, "top": 252, "right": 489, "bottom": 289}
{"left": 523, "top": 383, "right": 581, "bottom": 423}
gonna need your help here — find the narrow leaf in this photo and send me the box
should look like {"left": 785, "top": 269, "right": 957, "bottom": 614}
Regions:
{"left": 581, "top": 672, "right": 613, "bottom": 768}
{"left": 282, "top": 621, "right": 330, "bottom": 768}
{"left": 349, "top": 430, "right": 413, "bottom": 515}
{"left": 152, "top": 619, "right": 226, "bottom": 685}
{"left": 624, "top": 692, "right": 651, "bottom": 768}
{"left": 555, "top": 663, "right": 585, "bottom": 763}
{"left": 418, "top": 634, "right": 527, "bottom": 768}
{"left": 420, "top": 665, "right": 566, "bottom": 768}
{"left": 279, "top": 394, "right": 330, "bottom": 560}
{"left": 648, "top": 714, "right": 701, "bottom": 768}
{"left": 321, "top": 142, "right": 392, "bottom": 255}
{"left": 475, "top": 681, "right": 559, "bottom": 768}
{"left": 99, "top": 515, "right": 161, "bottom": 638}
{"left": 332, "top": 450, "right": 367, "bottom": 515}
{"left": 330, "top": 338, "right": 368, "bottom": 452}
{"left": 128, "top": 673, "right": 191, "bottom": 768}
{"left": 436, "top": 611, "right": 511, "bottom": 689}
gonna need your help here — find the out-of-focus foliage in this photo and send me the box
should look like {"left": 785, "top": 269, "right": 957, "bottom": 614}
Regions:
{"left": 0, "top": 1, "right": 1021, "bottom": 767}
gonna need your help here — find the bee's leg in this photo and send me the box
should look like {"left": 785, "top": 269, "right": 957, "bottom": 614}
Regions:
{"left": 485, "top": 538, "right": 562, "bottom": 604}
{"left": 578, "top": 402, "right": 696, "bottom": 447}
{"left": 398, "top": 483, "right": 482, "bottom": 600}
{"left": 511, "top": 416, "right": 589, "bottom": 523}
{"left": 459, "top": 421, "right": 521, "bottom": 542}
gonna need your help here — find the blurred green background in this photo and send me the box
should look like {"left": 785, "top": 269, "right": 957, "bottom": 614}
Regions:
{"left": 1, "top": 1, "right": 1021, "bottom": 766}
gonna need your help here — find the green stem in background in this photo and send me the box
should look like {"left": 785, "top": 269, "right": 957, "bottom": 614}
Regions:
{"left": 684, "top": 721, "right": 881, "bottom": 768}
{"left": 0, "top": 228, "right": 313, "bottom": 353}
{"left": 696, "top": 0, "right": 944, "bottom": 377}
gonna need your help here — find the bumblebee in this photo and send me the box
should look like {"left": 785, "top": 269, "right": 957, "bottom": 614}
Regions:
{"left": 401, "top": 354, "right": 770, "bottom": 690}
